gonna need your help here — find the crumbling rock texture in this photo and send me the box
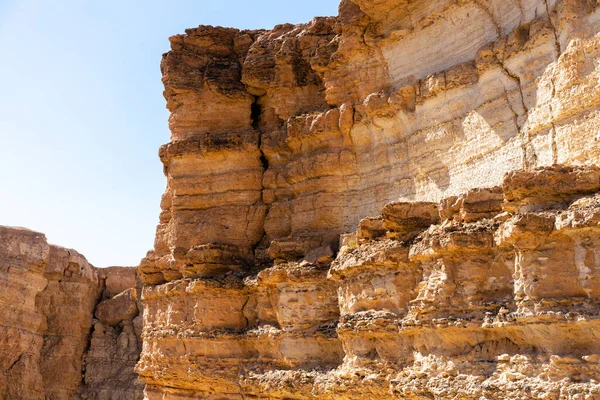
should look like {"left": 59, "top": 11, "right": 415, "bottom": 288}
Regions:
{"left": 138, "top": 165, "right": 600, "bottom": 399}
{"left": 0, "top": 227, "right": 143, "bottom": 400}
{"left": 138, "top": 0, "right": 600, "bottom": 398}
{"left": 83, "top": 266, "right": 145, "bottom": 400}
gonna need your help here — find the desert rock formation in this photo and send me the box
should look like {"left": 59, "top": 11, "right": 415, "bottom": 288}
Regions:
{"left": 138, "top": 165, "right": 600, "bottom": 399}
{"left": 0, "top": 227, "right": 143, "bottom": 400}
{"left": 83, "top": 266, "right": 144, "bottom": 400}
{"left": 3, "top": 0, "right": 600, "bottom": 398}
{"left": 137, "top": 0, "right": 600, "bottom": 399}
{"left": 141, "top": 0, "right": 600, "bottom": 284}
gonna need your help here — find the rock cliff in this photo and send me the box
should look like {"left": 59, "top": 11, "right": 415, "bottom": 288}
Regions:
{"left": 3, "top": 0, "right": 600, "bottom": 398}
{"left": 0, "top": 227, "right": 143, "bottom": 400}
{"left": 140, "top": 0, "right": 600, "bottom": 286}
{"left": 137, "top": 0, "right": 600, "bottom": 399}
{"left": 138, "top": 165, "right": 600, "bottom": 399}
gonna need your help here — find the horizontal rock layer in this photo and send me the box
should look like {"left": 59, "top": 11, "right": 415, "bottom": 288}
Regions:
{"left": 139, "top": 166, "right": 600, "bottom": 399}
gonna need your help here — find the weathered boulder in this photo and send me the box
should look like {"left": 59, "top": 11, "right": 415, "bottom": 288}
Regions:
{"left": 96, "top": 288, "right": 138, "bottom": 326}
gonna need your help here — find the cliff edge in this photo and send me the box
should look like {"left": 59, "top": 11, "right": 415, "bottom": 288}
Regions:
{"left": 136, "top": 0, "right": 600, "bottom": 399}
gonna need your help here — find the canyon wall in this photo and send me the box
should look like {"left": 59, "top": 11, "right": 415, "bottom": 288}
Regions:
{"left": 137, "top": 0, "right": 600, "bottom": 398}
{"left": 138, "top": 165, "right": 600, "bottom": 399}
{"left": 0, "top": 227, "right": 143, "bottom": 400}
{"left": 1, "top": 0, "right": 599, "bottom": 399}
{"left": 140, "top": 0, "right": 600, "bottom": 285}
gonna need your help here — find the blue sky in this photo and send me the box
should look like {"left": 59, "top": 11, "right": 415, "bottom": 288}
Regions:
{"left": 0, "top": 0, "right": 340, "bottom": 267}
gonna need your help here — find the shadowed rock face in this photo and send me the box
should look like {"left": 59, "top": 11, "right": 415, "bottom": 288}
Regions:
{"left": 136, "top": 1, "right": 600, "bottom": 398}
{"left": 83, "top": 267, "right": 145, "bottom": 400}
{"left": 0, "top": 227, "right": 143, "bottom": 400}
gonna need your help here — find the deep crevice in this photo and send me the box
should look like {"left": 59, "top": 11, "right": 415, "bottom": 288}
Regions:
{"left": 251, "top": 95, "right": 270, "bottom": 169}
{"left": 259, "top": 153, "right": 269, "bottom": 171}
{"left": 251, "top": 96, "right": 261, "bottom": 131}
{"left": 80, "top": 281, "right": 105, "bottom": 389}
{"left": 250, "top": 94, "right": 271, "bottom": 267}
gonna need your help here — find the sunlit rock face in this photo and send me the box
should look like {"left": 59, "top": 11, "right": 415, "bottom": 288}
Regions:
{"left": 0, "top": 227, "right": 143, "bottom": 400}
{"left": 0, "top": 226, "right": 99, "bottom": 399}
{"left": 138, "top": 0, "right": 600, "bottom": 398}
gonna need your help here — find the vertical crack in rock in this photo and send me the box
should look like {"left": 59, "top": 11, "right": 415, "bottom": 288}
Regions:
{"left": 473, "top": 0, "right": 502, "bottom": 36}
{"left": 545, "top": 0, "right": 562, "bottom": 57}
{"left": 540, "top": 0, "right": 561, "bottom": 166}
{"left": 241, "top": 295, "right": 250, "bottom": 329}
{"left": 251, "top": 96, "right": 262, "bottom": 131}
{"left": 251, "top": 94, "right": 270, "bottom": 263}
{"left": 497, "top": 59, "right": 529, "bottom": 117}
{"left": 544, "top": 0, "right": 561, "bottom": 165}
{"left": 503, "top": 87, "right": 522, "bottom": 132}
{"left": 549, "top": 75, "right": 559, "bottom": 165}
{"left": 496, "top": 57, "right": 535, "bottom": 169}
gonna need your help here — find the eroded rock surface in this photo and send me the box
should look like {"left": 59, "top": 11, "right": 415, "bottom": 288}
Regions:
{"left": 0, "top": 228, "right": 142, "bottom": 400}
{"left": 139, "top": 162, "right": 600, "bottom": 400}
{"left": 137, "top": 0, "right": 600, "bottom": 398}
{"left": 141, "top": 0, "right": 600, "bottom": 285}
{"left": 83, "top": 267, "right": 144, "bottom": 400}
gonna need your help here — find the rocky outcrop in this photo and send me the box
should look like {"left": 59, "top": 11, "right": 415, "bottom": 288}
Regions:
{"left": 0, "top": 226, "right": 98, "bottom": 399}
{"left": 320, "top": 165, "right": 600, "bottom": 399}
{"left": 141, "top": 0, "right": 600, "bottom": 285}
{"left": 83, "top": 267, "right": 144, "bottom": 400}
{"left": 139, "top": 163, "right": 600, "bottom": 399}
{"left": 0, "top": 227, "right": 142, "bottom": 400}
{"left": 138, "top": 0, "right": 600, "bottom": 398}
{"left": 2, "top": 0, "right": 600, "bottom": 398}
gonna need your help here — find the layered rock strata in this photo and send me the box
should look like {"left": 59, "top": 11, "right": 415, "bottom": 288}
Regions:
{"left": 138, "top": 0, "right": 600, "bottom": 398}
{"left": 139, "top": 164, "right": 600, "bottom": 399}
{"left": 0, "top": 227, "right": 142, "bottom": 400}
{"left": 141, "top": 0, "right": 600, "bottom": 282}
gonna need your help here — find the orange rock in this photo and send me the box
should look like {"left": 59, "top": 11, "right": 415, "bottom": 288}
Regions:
{"left": 0, "top": 227, "right": 142, "bottom": 399}
{"left": 6, "top": 0, "right": 600, "bottom": 398}
{"left": 96, "top": 288, "right": 138, "bottom": 326}
{"left": 139, "top": 0, "right": 600, "bottom": 396}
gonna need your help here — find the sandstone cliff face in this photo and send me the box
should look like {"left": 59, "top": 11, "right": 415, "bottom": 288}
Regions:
{"left": 3, "top": 0, "right": 599, "bottom": 398}
{"left": 138, "top": 164, "right": 600, "bottom": 399}
{"left": 141, "top": 0, "right": 600, "bottom": 285}
{"left": 137, "top": 0, "right": 600, "bottom": 398}
{"left": 0, "top": 227, "right": 142, "bottom": 400}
